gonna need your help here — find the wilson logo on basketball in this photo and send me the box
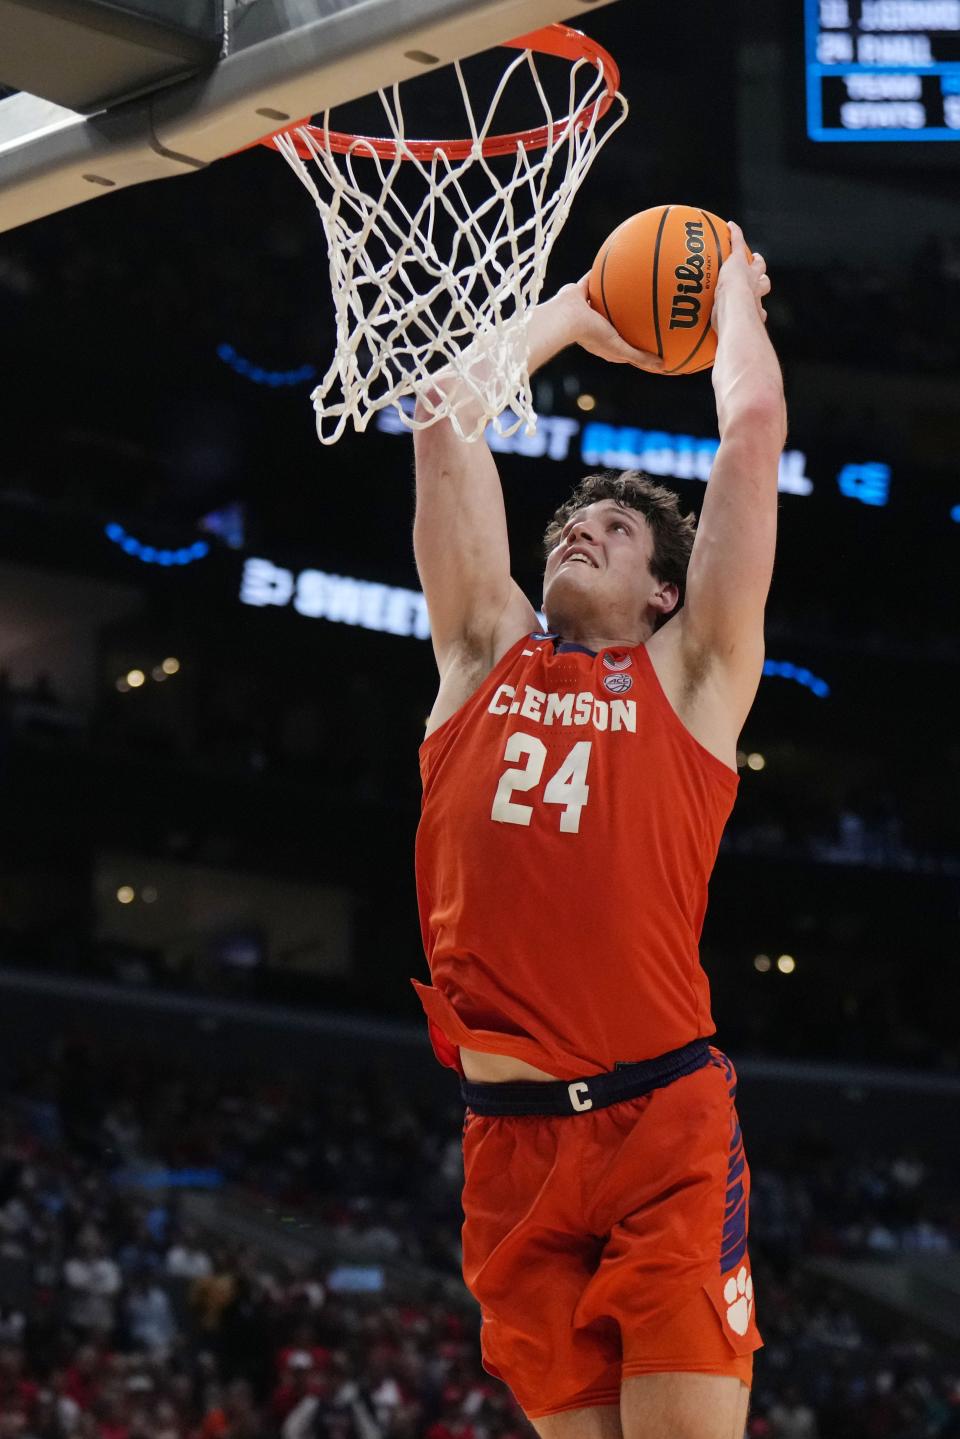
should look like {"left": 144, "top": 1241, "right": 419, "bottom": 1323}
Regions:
{"left": 669, "top": 220, "right": 706, "bottom": 331}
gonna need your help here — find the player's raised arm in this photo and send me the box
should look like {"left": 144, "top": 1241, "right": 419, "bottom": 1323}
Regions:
{"left": 680, "top": 222, "right": 787, "bottom": 721}
{"left": 413, "top": 285, "right": 659, "bottom": 679}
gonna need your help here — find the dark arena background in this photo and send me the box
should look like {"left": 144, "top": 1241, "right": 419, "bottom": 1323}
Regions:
{"left": 2, "top": 1, "right": 960, "bottom": 1436}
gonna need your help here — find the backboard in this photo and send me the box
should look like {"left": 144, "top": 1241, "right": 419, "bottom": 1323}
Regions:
{"left": 0, "top": 0, "right": 619, "bottom": 234}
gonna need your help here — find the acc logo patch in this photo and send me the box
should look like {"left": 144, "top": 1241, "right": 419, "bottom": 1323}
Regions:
{"left": 603, "top": 651, "right": 632, "bottom": 672}
{"left": 603, "top": 672, "right": 633, "bottom": 695}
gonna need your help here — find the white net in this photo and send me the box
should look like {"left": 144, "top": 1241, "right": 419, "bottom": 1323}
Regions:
{"left": 273, "top": 40, "right": 627, "bottom": 444}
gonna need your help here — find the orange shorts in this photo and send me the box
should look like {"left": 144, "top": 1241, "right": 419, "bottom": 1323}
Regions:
{"left": 460, "top": 1048, "right": 760, "bottom": 1419}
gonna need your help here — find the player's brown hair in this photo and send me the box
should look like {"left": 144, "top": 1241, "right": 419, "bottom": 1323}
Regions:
{"left": 543, "top": 470, "right": 697, "bottom": 615}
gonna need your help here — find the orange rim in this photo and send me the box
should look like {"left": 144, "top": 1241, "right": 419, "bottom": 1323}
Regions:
{"left": 253, "top": 23, "right": 620, "bottom": 161}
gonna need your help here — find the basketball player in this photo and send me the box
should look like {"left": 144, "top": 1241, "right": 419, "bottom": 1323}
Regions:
{"left": 411, "top": 222, "right": 784, "bottom": 1439}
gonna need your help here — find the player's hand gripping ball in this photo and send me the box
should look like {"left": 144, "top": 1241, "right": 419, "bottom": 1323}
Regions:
{"left": 588, "top": 204, "right": 755, "bottom": 376}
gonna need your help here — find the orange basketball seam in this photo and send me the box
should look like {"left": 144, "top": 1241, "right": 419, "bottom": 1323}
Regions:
{"left": 598, "top": 245, "right": 616, "bottom": 329}
{"left": 665, "top": 208, "right": 722, "bottom": 376}
{"left": 651, "top": 205, "right": 671, "bottom": 362}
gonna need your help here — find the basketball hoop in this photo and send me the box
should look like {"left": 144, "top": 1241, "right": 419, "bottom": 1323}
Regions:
{"left": 257, "top": 24, "right": 627, "bottom": 444}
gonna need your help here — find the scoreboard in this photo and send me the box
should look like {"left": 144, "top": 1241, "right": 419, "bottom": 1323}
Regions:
{"left": 805, "top": 0, "right": 960, "bottom": 140}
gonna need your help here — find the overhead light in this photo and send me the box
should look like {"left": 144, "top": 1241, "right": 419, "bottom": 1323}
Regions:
{"left": 736, "top": 750, "right": 747, "bottom": 768}
{"left": 576, "top": 393, "right": 597, "bottom": 412}
{"left": 127, "top": 670, "right": 145, "bottom": 688}
{"left": 753, "top": 954, "right": 771, "bottom": 972}
{"left": 777, "top": 954, "right": 796, "bottom": 974}
{"left": 116, "top": 886, "right": 135, "bottom": 905}
{"left": 142, "top": 886, "right": 158, "bottom": 904}
{"left": 161, "top": 657, "right": 180, "bottom": 675}
{"left": 115, "top": 677, "right": 130, "bottom": 693}
{"left": 747, "top": 752, "right": 766, "bottom": 771}
{"left": 151, "top": 667, "right": 168, "bottom": 682}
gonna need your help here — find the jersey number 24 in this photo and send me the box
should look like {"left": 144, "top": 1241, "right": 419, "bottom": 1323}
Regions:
{"left": 491, "top": 733, "right": 592, "bottom": 834}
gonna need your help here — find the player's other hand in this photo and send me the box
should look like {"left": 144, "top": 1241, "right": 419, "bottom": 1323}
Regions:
{"left": 714, "top": 221, "right": 771, "bottom": 328}
{"left": 555, "top": 276, "right": 664, "bottom": 373}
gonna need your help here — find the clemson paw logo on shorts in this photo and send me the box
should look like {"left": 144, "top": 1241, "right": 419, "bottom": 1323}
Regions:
{"left": 723, "top": 1265, "right": 754, "bottom": 1336}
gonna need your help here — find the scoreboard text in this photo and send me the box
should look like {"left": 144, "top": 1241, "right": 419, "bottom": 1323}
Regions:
{"left": 806, "top": 0, "right": 960, "bottom": 140}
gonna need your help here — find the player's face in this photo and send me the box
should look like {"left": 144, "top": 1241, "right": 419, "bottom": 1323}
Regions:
{"left": 542, "top": 500, "right": 665, "bottom": 632}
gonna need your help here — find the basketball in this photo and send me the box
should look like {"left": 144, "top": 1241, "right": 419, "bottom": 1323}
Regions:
{"left": 588, "top": 204, "right": 744, "bottom": 376}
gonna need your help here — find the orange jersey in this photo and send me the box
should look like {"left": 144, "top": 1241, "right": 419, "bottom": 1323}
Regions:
{"left": 411, "top": 633, "right": 738, "bottom": 1079}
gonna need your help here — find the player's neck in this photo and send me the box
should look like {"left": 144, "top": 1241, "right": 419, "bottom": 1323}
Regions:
{"left": 554, "top": 622, "right": 654, "bottom": 653}
{"left": 551, "top": 608, "right": 656, "bottom": 653}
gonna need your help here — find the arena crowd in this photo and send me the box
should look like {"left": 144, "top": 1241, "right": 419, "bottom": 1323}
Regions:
{"left": 2, "top": 1041, "right": 959, "bottom": 1437}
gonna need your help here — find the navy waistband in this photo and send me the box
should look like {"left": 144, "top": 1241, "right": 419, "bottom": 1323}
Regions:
{"left": 460, "top": 1038, "right": 712, "bottom": 1117}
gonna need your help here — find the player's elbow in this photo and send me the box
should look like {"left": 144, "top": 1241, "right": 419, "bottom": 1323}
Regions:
{"left": 721, "top": 389, "right": 787, "bottom": 455}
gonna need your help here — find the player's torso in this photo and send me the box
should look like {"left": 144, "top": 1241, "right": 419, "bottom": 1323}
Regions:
{"left": 414, "top": 633, "right": 739, "bottom": 1077}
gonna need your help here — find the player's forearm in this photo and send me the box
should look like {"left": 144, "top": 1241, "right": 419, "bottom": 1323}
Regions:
{"left": 418, "top": 290, "right": 579, "bottom": 429}
{"left": 711, "top": 290, "right": 786, "bottom": 447}
{"left": 525, "top": 289, "right": 581, "bottom": 374}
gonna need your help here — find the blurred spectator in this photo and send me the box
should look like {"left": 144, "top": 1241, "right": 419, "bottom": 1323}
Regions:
{"left": 271, "top": 1351, "right": 324, "bottom": 1427}
{"left": 201, "top": 1377, "right": 269, "bottom": 1438}
{"left": 123, "top": 1271, "right": 178, "bottom": 1356}
{"left": 166, "top": 1225, "right": 213, "bottom": 1280}
{"left": 191, "top": 1248, "right": 239, "bottom": 1336}
{"left": 63, "top": 1226, "right": 122, "bottom": 1335}
{"left": 0, "top": 1345, "right": 39, "bottom": 1420}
